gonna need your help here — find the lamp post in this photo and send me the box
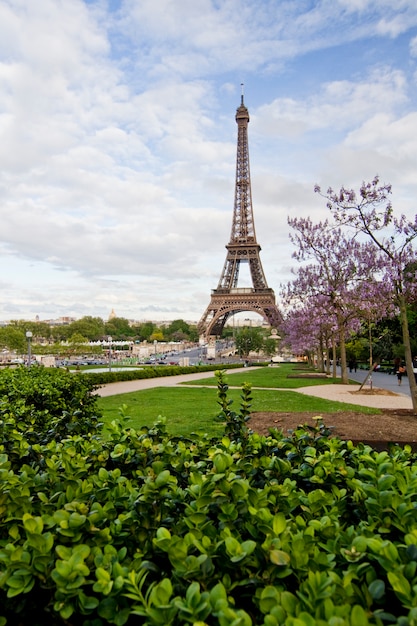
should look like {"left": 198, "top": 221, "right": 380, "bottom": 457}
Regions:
{"left": 154, "top": 339, "right": 157, "bottom": 360}
{"left": 108, "top": 336, "right": 112, "bottom": 372}
{"left": 25, "top": 331, "right": 33, "bottom": 368}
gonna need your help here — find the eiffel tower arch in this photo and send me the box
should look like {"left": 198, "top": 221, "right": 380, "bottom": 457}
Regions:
{"left": 198, "top": 93, "right": 282, "bottom": 341}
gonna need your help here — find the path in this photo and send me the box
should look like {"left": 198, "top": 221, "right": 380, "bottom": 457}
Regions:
{"left": 340, "top": 366, "right": 413, "bottom": 397}
{"left": 96, "top": 368, "right": 249, "bottom": 397}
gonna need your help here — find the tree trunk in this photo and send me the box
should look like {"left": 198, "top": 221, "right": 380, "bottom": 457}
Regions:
{"left": 339, "top": 323, "right": 349, "bottom": 384}
{"left": 317, "top": 335, "right": 324, "bottom": 372}
{"left": 399, "top": 294, "right": 417, "bottom": 414}
{"left": 325, "top": 345, "right": 330, "bottom": 375}
{"left": 332, "top": 339, "right": 337, "bottom": 379}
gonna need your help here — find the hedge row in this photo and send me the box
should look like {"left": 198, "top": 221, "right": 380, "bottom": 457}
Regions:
{"left": 83, "top": 363, "right": 245, "bottom": 386}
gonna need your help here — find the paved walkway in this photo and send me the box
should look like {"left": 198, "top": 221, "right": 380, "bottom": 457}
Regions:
{"left": 341, "top": 367, "right": 413, "bottom": 397}
{"left": 96, "top": 367, "right": 413, "bottom": 410}
{"left": 96, "top": 369, "right": 249, "bottom": 397}
{"left": 296, "top": 383, "right": 412, "bottom": 409}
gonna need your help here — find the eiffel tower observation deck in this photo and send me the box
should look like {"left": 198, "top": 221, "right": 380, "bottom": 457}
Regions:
{"left": 198, "top": 92, "right": 282, "bottom": 339}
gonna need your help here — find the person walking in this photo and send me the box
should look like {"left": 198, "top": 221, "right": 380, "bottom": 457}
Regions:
{"left": 393, "top": 356, "right": 401, "bottom": 375}
{"left": 396, "top": 363, "right": 406, "bottom": 385}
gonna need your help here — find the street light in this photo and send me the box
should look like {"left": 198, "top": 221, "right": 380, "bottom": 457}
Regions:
{"left": 25, "top": 331, "right": 33, "bottom": 368}
{"left": 108, "top": 336, "right": 112, "bottom": 372}
{"left": 154, "top": 339, "right": 157, "bottom": 359}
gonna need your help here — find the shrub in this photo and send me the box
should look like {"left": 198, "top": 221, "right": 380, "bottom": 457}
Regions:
{"left": 0, "top": 371, "right": 416, "bottom": 625}
{"left": 0, "top": 367, "right": 103, "bottom": 466}
{"left": 84, "top": 362, "right": 244, "bottom": 385}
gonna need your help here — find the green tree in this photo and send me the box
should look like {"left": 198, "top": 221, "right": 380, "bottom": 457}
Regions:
{"left": 235, "top": 326, "right": 264, "bottom": 358}
{"left": 165, "top": 319, "right": 198, "bottom": 342}
{"left": 51, "top": 324, "right": 73, "bottom": 342}
{"left": 69, "top": 332, "right": 88, "bottom": 346}
{"left": 104, "top": 317, "right": 133, "bottom": 340}
{"left": 7, "top": 320, "right": 52, "bottom": 343}
{"left": 263, "top": 337, "right": 278, "bottom": 358}
{"left": 68, "top": 316, "right": 105, "bottom": 341}
{"left": 134, "top": 321, "right": 156, "bottom": 341}
{"left": 0, "top": 327, "right": 26, "bottom": 353}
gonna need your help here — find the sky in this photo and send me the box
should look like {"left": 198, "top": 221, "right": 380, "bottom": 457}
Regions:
{"left": 1, "top": 0, "right": 417, "bottom": 325}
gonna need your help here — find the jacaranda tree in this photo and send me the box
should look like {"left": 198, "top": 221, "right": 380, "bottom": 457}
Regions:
{"left": 286, "top": 216, "right": 391, "bottom": 383}
{"left": 280, "top": 294, "right": 338, "bottom": 372}
{"left": 316, "top": 176, "right": 417, "bottom": 412}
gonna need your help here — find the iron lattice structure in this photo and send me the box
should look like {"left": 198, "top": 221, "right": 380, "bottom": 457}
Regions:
{"left": 198, "top": 95, "right": 282, "bottom": 338}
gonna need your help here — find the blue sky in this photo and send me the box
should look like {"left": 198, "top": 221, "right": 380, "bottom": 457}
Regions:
{"left": 1, "top": 0, "right": 417, "bottom": 324}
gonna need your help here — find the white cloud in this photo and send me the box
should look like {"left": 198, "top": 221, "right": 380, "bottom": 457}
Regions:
{"left": 256, "top": 68, "right": 408, "bottom": 138}
{"left": 0, "top": 0, "right": 417, "bottom": 322}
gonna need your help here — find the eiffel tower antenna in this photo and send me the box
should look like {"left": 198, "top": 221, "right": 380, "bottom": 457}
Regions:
{"left": 198, "top": 95, "right": 282, "bottom": 340}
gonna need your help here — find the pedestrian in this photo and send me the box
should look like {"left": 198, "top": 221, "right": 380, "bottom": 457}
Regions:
{"left": 397, "top": 363, "right": 406, "bottom": 385}
{"left": 393, "top": 356, "right": 401, "bottom": 375}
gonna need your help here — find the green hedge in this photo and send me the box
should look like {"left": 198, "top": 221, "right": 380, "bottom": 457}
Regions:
{"left": 1, "top": 369, "right": 417, "bottom": 625}
{"left": 83, "top": 363, "right": 245, "bottom": 386}
{"left": 0, "top": 367, "right": 102, "bottom": 452}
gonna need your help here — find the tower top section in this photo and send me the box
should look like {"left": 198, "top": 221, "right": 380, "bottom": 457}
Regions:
{"left": 235, "top": 88, "right": 249, "bottom": 123}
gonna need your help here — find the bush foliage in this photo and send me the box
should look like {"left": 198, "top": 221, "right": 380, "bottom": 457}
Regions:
{"left": 84, "top": 363, "right": 244, "bottom": 386}
{"left": 0, "top": 368, "right": 417, "bottom": 625}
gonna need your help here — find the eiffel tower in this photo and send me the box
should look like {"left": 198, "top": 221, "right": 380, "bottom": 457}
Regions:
{"left": 198, "top": 92, "right": 282, "bottom": 340}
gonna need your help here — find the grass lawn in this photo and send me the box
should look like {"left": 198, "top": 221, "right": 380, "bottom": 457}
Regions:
{"left": 181, "top": 364, "right": 340, "bottom": 389}
{"left": 97, "top": 365, "right": 378, "bottom": 437}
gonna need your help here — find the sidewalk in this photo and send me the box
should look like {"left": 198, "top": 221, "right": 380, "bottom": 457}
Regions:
{"left": 96, "top": 369, "right": 249, "bottom": 397}
{"left": 342, "top": 367, "right": 413, "bottom": 398}
{"left": 296, "top": 383, "right": 412, "bottom": 409}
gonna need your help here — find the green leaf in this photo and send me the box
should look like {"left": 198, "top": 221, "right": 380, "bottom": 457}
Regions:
{"left": 225, "top": 536, "right": 241, "bottom": 558}
{"left": 114, "top": 607, "right": 131, "bottom": 626}
{"left": 150, "top": 577, "right": 173, "bottom": 606}
{"left": 350, "top": 604, "right": 369, "bottom": 626}
{"left": 259, "top": 586, "right": 281, "bottom": 613}
{"left": 68, "top": 512, "right": 87, "bottom": 528}
{"left": 73, "top": 544, "right": 91, "bottom": 560}
{"left": 98, "top": 597, "right": 118, "bottom": 620}
{"left": 368, "top": 579, "right": 385, "bottom": 600}
{"left": 212, "top": 452, "right": 230, "bottom": 474}
{"left": 54, "top": 560, "right": 72, "bottom": 578}
{"left": 23, "top": 513, "right": 44, "bottom": 534}
{"left": 78, "top": 591, "right": 99, "bottom": 611}
{"left": 210, "top": 582, "right": 227, "bottom": 607}
{"left": 155, "top": 469, "right": 171, "bottom": 487}
{"left": 58, "top": 601, "right": 74, "bottom": 620}
{"left": 156, "top": 527, "right": 171, "bottom": 540}
{"left": 378, "top": 474, "right": 395, "bottom": 490}
{"left": 297, "top": 612, "right": 316, "bottom": 626}
{"left": 279, "top": 591, "right": 297, "bottom": 615}
{"left": 272, "top": 513, "right": 287, "bottom": 535}
{"left": 387, "top": 571, "right": 411, "bottom": 600}
{"left": 55, "top": 545, "right": 72, "bottom": 560}
{"left": 270, "top": 549, "right": 291, "bottom": 566}
{"left": 406, "top": 544, "right": 417, "bottom": 560}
